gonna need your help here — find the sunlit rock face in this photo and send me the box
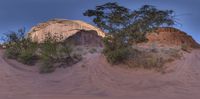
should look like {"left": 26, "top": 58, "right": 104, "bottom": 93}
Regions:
{"left": 28, "top": 19, "right": 105, "bottom": 43}
{"left": 147, "top": 27, "right": 200, "bottom": 48}
{"left": 28, "top": 19, "right": 199, "bottom": 48}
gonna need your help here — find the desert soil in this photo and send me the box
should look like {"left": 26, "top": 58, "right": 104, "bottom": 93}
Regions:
{"left": 0, "top": 49, "right": 200, "bottom": 99}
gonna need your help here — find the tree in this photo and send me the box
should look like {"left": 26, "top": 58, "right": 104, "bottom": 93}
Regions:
{"left": 124, "top": 5, "right": 175, "bottom": 43}
{"left": 84, "top": 2, "right": 175, "bottom": 64}
{"left": 83, "top": 2, "right": 131, "bottom": 33}
{"left": 2, "top": 28, "right": 26, "bottom": 43}
{"left": 84, "top": 3, "right": 175, "bottom": 43}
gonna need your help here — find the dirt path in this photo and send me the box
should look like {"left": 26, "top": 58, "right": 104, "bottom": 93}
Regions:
{"left": 0, "top": 49, "right": 200, "bottom": 99}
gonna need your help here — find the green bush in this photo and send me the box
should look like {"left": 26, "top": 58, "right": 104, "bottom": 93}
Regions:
{"left": 39, "top": 40, "right": 56, "bottom": 73}
{"left": 5, "top": 46, "right": 20, "bottom": 59}
{"left": 57, "top": 43, "right": 72, "bottom": 59}
{"left": 40, "top": 41, "right": 57, "bottom": 59}
{"left": 4, "top": 40, "right": 22, "bottom": 59}
{"left": 4, "top": 29, "right": 38, "bottom": 65}
{"left": 39, "top": 60, "right": 55, "bottom": 73}
{"left": 105, "top": 47, "right": 130, "bottom": 64}
{"left": 103, "top": 36, "right": 130, "bottom": 64}
{"left": 18, "top": 39, "right": 38, "bottom": 65}
{"left": 3, "top": 30, "right": 80, "bottom": 73}
{"left": 18, "top": 50, "right": 37, "bottom": 65}
{"left": 39, "top": 34, "right": 76, "bottom": 73}
{"left": 5, "top": 39, "right": 38, "bottom": 65}
{"left": 144, "top": 56, "right": 164, "bottom": 69}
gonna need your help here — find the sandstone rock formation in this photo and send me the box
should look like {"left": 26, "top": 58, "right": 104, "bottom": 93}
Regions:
{"left": 66, "top": 30, "right": 103, "bottom": 47}
{"left": 147, "top": 27, "right": 200, "bottom": 48}
{"left": 28, "top": 19, "right": 199, "bottom": 48}
{"left": 28, "top": 19, "right": 106, "bottom": 43}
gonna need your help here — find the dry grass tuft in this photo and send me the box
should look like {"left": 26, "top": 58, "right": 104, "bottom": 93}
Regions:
{"left": 124, "top": 45, "right": 182, "bottom": 71}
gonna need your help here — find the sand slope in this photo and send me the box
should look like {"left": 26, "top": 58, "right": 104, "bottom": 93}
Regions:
{"left": 0, "top": 49, "right": 200, "bottom": 99}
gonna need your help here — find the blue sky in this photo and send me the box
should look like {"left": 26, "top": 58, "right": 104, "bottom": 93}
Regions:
{"left": 0, "top": 0, "right": 199, "bottom": 43}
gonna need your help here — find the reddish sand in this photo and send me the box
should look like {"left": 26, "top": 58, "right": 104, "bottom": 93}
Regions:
{"left": 0, "top": 49, "right": 200, "bottom": 99}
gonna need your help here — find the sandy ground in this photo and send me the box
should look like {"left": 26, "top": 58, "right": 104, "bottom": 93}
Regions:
{"left": 0, "top": 49, "right": 200, "bottom": 99}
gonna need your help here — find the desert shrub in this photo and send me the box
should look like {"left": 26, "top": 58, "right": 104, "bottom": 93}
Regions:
{"left": 18, "top": 49, "right": 38, "bottom": 65}
{"left": 39, "top": 42, "right": 78, "bottom": 73}
{"left": 181, "top": 44, "right": 190, "bottom": 52}
{"left": 39, "top": 39, "right": 58, "bottom": 73}
{"left": 3, "top": 30, "right": 81, "bottom": 73}
{"left": 5, "top": 40, "right": 38, "bottom": 65}
{"left": 143, "top": 56, "right": 164, "bottom": 69}
{"left": 103, "top": 35, "right": 130, "bottom": 64}
{"left": 39, "top": 33, "right": 78, "bottom": 73}
{"left": 40, "top": 39, "right": 57, "bottom": 58}
{"left": 167, "top": 48, "right": 181, "bottom": 59}
{"left": 40, "top": 41, "right": 72, "bottom": 61}
{"left": 39, "top": 33, "right": 67, "bottom": 58}
{"left": 5, "top": 46, "right": 20, "bottom": 59}
{"left": 17, "top": 39, "right": 38, "bottom": 65}
{"left": 105, "top": 47, "right": 130, "bottom": 64}
{"left": 39, "top": 60, "right": 55, "bottom": 73}
{"left": 4, "top": 39, "right": 22, "bottom": 59}
{"left": 57, "top": 43, "right": 72, "bottom": 59}
{"left": 5, "top": 39, "right": 38, "bottom": 65}
{"left": 125, "top": 56, "right": 165, "bottom": 70}
{"left": 124, "top": 48, "right": 165, "bottom": 69}
{"left": 39, "top": 44, "right": 55, "bottom": 73}
{"left": 18, "top": 51, "right": 36, "bottom": 65}
{"left": 3, "top": 29, "right": 38, "bottom": 64}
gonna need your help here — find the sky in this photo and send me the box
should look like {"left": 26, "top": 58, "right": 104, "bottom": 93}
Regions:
{"left": 0, "top": 0, "right": 199, "bottom": 43}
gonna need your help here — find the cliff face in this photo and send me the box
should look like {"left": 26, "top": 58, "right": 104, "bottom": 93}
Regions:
{"left": 28, "top": 19, "right": 105, "bottom": 43}
{"left": 147, "top": 27, "right": 200, "bottom": 48}
{"left": 66, "top": 30, "right": 103, "bottom": 47}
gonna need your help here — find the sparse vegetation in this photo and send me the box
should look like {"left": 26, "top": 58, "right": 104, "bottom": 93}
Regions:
{"left": 124, "top": 47, "right": 181, "bottom": 71}
{"left": 39, "top": 61, "right": 55, "bottom": 73}
{"left": 102, "top": 35, "right": 130, "bottom": 64}
{"left": 5, "top": 46, "right": 20, "bottom": 59}
{"left": 3, "top": 29, "right": 82, "bottom": 73}
{"left": 1, "top": 3, "right": 184, "bottom": 73}
{"left": 39, "top": 33, "right": 82, "bottom": 73}
{"left": 105, "top": 47, "right": 130, "bottom": 64}
{"left": 18, "top": 48, "right": 38, "bottom": 65}
{"left": 3, "top": 28, "right": 39, "bottom": 65}
{"left": 125, "top": 50, "right": 162, "bottom": 69}
{"left": 84, "top": 2, "right": 176, "bottom": 70}
{"left": 181, "top": 43, "right": 190, "bottom": 52}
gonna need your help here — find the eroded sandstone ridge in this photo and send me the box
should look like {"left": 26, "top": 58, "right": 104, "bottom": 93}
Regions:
{"left": 28, "top": 19, "right": 105, "bottom": 43}
{"left": 147, "top": 27, "right": 199, "bottom": 48}
{"left": 28, "top": 19, "right": 199, "bottom": 48}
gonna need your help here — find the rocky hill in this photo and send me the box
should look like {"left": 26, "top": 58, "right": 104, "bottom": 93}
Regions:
{"left": 147, "top": 27, "right": 200, "bottom": 48}
{"left": 28, "top": 19, "right": 105, "bottom": 43}
{"left": 28, "top": 19, "right": 199, "bottom": 48}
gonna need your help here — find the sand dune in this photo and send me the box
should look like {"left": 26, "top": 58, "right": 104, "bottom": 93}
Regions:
{"left": 0, "top": 49, "right": 200, "bottom": 99}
